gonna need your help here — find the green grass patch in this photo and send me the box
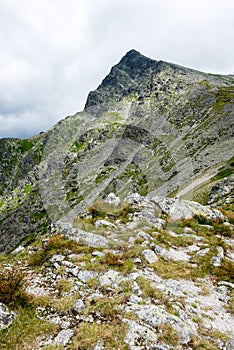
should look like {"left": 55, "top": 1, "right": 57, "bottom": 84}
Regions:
{"left": 18, "top": 139, "right": 34, "bottom": 153}
{"left": 70, "top": 321, "right": 128, "bottom": 350}
{"left": 213, "top": 86, "right": 234, "bottom": 113}
{"left": 28, "top": 234, "right": 94, "bottom": 267}
{"left": 24, "top": 184, "right": 32, "bottom": 196}
{"left": 0, "top": 307, "right": 58, "bottom": 350}
{"left": 214, "top": 167, "right": 234, "bottom": 181}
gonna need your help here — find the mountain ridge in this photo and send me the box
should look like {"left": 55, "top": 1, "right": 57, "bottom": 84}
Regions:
{"left": 0, "top": 50, "right": 233, "bottom": 252}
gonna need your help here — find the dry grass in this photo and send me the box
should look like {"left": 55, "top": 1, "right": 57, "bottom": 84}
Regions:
{"left": 136, "top": 276, "right": 164, "bottom": 300}
{"left": 157, "top": 324, "right": 179, "bottom": 346}
{"left": 0, "top": 269, "right": 31, "bottom": 309}
{"left": 70, "top": 321, "right": 129, "bottom": 350}
{"left": 87, "top": 200, "right": 134, "bottom": 223}
{"left": 56, "top": 279, "right": 73, "bottom": 293}
{"left": 28, "top": 234, "right": 94, "bottom": 267}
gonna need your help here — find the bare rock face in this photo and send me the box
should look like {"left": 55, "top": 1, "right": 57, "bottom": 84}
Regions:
{"left": 0, "top": 50, "right": 234, "bottom": 252}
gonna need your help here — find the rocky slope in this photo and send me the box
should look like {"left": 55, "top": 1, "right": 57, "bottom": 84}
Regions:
{"left": 0, "top": 193, "right": 234, "bottom": 349}
{"left": 0, "top": 49, "right": 234, "bottom": 252}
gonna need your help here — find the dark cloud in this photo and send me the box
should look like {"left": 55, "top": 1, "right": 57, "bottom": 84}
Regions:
{"left": 0, "top": 0, "right": 234, "bottom": 138}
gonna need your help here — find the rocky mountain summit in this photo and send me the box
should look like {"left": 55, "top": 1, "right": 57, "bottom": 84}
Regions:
{"left": 0, "top": 50, "right": 234, "bottom": 349}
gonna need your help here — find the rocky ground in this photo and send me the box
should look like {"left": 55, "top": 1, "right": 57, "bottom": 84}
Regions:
{"left": 0, "top": 193, "right": 234, "bottom": 349}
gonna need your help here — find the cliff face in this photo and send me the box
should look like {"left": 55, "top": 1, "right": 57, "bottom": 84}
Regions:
{"left": 0, "top": 50, "right": 234, "bottom": 252}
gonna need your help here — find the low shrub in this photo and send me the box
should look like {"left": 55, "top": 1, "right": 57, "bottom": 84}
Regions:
{"left": 193, "top": 214, "right": 213, "bottom": 226}
{"left": 212, "top": 223, "right": 233, "bottom": 237}
{"left": 0, "top": 269, "right": 31, "bottom": 309}
{"left": 88, "top": 200, "right": 134, "bottom": 223}
{"left": 28, "top": 234, "right": 81, "bottom": 266}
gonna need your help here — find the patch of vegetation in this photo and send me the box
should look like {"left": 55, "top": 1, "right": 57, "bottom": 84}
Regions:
{"left": 153, "top": 259, "right": 196, "bottom": 280}
{"left": 136, "top": 276, "right": 164, "bottom": 300}
{"left": 116, "top": 163, "right": 149, "bottom": 196}
{"left": 193, "top": 214, "right": 213, "bottom": 226}
{"left": 70, "top": 321, "right": 128, "bottom": 350}
{"left": 66, "top": 188, "right": 84, "bottom": 208}
{"left": 56, "top": 279, "right": 73, "bottom": 293}
{"left": 28, "top": 234, "right": 93, "bottom": 267}
{"left": 51, "top": 295, "right": 77, "bottom": 314}
{"left": 157, "top": 324, "right": 179, "bottom": 346}
{"left": 189, "top": 336, "right": 219, "bottom": 350}
{"left": 154, "top": 230, "right": 195, "bottom": 248}
{"left": 213, "top": 86, "right": 234, "bottom": 113}
{"left": 88, "top": 200, "right": 134, "bottom": 224}
{"left": 230, "top": 290, "right": 234, "bottom": 315}
{"left": 220, "top": 202, "right": 234, "bottom": 224}
{"left": 0, "top": 307, "right": 58, "bottom": 350}
{"left": 84, "top": 294, "right": 130, "bottom": 323}
{"left": 70, "top": 141, "right": 86, "bottom": 152}
{"left": 212, "top": 222, "right": 233, "bottom": 237}
{"left": 0, "top": 198, "right": 5, "bottom": 208}
{"left": 24, "top": 184, "right": 32, "bottom": 196}
{"left": 103, "top": 252, "right": 135, "bottom": 274}
{"left": 18, "top": 139, "right": 34, "bottom": 153}
{"left": 214, "top": 167, "right": 234, "bottom": 181}
{"left": 95, "top": 168, "right": 115, "bottom": 185}
{"left": 0, "top": 269, "right": 31, "bottom": 309}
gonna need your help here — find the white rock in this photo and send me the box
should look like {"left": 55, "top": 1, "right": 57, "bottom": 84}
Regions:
{"left": 105, "top": 193, "right": 120, "bottom": 206}
{"left": 123, "top": 318, "right": 158, "bottom": 348}
{"left": 129, "top": 294, "right": 143, "bottom": 304}
{"left": 95, "top": 219, "right": 115, "bottom": 228}
{"left": 94, "top": 340, "right": 105, "bottom": 350}
{"left": 11, "top": 245, "right": 25, "bottom": 255}
{"left": 68, "top": 266, "right": 80, "bottom": 277}
{"left": 211, "top": 246, "right": 224, "bottom": 267}
{"left": 92, "top": 251, "right": 105, "bottom": 258}
{"left": 99, "top": 270, "right": 123, "bottom": 287}
{"left": 78, "top": 270, "right": 97, "bottom": 283}
{"left": 137, "top": 231, "right": 153, "bottom": 241}
{"left": 50, "top": 254, "right": 65, "bottom": 263}
{"left": 127, "top": 303, "right": 196, "bottom": 344}
{"left": 167, "top": 248, "right": 191, "bottom": 262}
{"left": 54, "top": 329, "right": 74, "bottom": 345}
{"left": 226, "top": 340, "right": 234, "bottom": 350}
{"left": 69, "top": 229, "right": 108, "bottom": 248}
{"left": 127, "top": 222, "right": 139, "bottom": 230}
{"left": 151, "top": 196, "right": 225, "bottom": 221}
{"left": 73, "top": 299, "right": 85, "bottom": 313}
{"left": 61, "top": 260, "right": 75, "bottom": 268}
{"left": 196, "top": 248, "right": 210, "bottom": 256}
{"left": 142, "top": 249, "right": 159, "bottom": 264}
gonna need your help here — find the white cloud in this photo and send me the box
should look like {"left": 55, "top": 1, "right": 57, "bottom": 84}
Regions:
{"left": 0, "top": 0, "right": 234, "bottom": 138}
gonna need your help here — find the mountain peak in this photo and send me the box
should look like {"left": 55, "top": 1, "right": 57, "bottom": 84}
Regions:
{"left": 118, "top": 49, "right": 143, "bottom": 62}
{"left": 85, "top": 50, "right": 158, "bottom": 109}
{"left": 116, "top": 49, "right": 157, "bottom": 72}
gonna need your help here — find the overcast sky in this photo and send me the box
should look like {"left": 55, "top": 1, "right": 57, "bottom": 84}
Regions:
{"left": 0, "top": 0, "right": 234, "bottom": 139}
